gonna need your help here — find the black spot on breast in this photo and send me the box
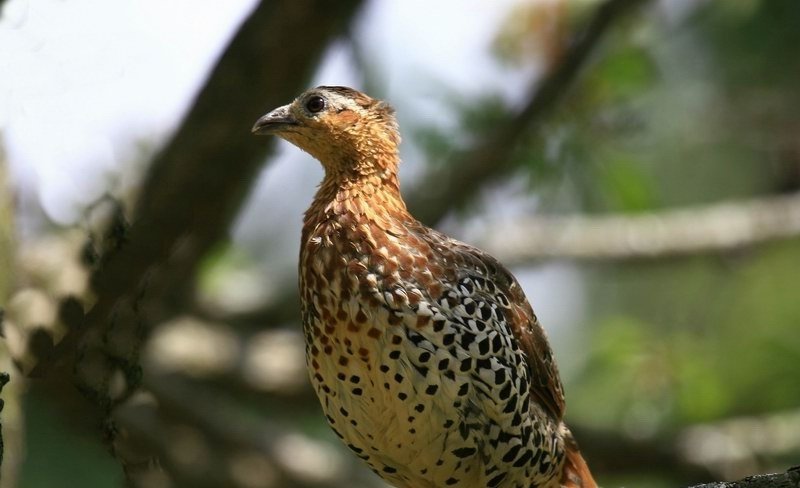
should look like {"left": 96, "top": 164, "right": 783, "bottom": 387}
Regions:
{"left": 499, "top": 382, "right": 512, "bottom": 400}
{"left": 464, "top": 301, "right": 476, "bottom": 315}
{"left": 452, "top": 447, "right": 476, "bottom": 458}
{"left": 492, "top": 334, "right": 503, "bottom": 353}
{"left": 460, "top": 331, "right": 476, "bottom": 348}
{"left": 513, "top": 448, "right": 534, "bottom": 468}
{"left": 502, "top": 444, "right": 522, "bottom": 463}
{"left": 487, "top": 472, "right": 507, "bottom": 487}
{"left": 503, "top": 395, "right": 518, "bottom": 414}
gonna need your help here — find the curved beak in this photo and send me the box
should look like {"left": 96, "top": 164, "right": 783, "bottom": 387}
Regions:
{"left": 252, "top": 104, "right": 297, "bottom": 135}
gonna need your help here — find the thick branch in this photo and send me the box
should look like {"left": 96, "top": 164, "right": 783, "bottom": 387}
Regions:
{"left": 19, "top": 0, "right": 364, "bottom": 483}
{"left": 473, "top": 191, "right": 800, "bottom": 264}
{"left": 687, "top": 467, "right": 800, "bottom": 488}
{"left": 30, "top": 0, "right": 364, "bottom": 377}
{"left": 407, "top": 0, "right": 651, "bottom": 225}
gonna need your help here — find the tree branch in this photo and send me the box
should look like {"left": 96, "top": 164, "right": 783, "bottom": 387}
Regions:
{"left": 29, "top": 0, "right": 364, "bottom": 376}
{"left": 687, "top": 467, "right": 800, "bottom": 488}
{"left": 407, "top": 0, "right": 652, "bottom": 225}
{"left": 112, "top": 373, "right": 379, "bottom": 488}
{"left": 15, "top": 0, "right": 365, "bottom": 483}
{"left": 472, "top": 191, "right": 800, "bottom": 264}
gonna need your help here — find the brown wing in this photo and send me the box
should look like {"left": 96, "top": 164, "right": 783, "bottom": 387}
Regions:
{"left": 422, "top": 226, "right": 566, "bottom": 421}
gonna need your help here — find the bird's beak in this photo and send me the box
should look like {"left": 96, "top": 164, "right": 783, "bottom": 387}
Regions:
{"left": 252, "top": 104, "right": 297, "bottom": 135}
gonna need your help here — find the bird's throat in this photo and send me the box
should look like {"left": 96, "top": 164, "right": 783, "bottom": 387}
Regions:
{"left": 304, "top": 160, "right": 410, "bottom": 235}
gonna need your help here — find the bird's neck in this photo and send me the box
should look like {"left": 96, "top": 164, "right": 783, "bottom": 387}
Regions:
{"left": 302, "top": 154, "right": 412, "bottom": 242}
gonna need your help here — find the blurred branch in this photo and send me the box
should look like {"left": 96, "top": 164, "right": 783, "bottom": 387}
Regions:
{"left": 677, "top": 408, "right": 800, "bottom": 482}
{"left": 112, "top": 373, "right": 379, "bottom": 488}
{"left": 574, "top": 408, "right": 800, "bottom": 486}
{"left": 407, "top": 0, "right": 652, "bottom": 225}
{"left": 475, "top": 191, "right": 800, "bottom": 264}
{"left": 571, "top": 424, "right": 716, "bottom": 485}
{"left": 214, "top": 0, "right": 652, "bottom": 332}
{"left": 0, "top": 136, "right": 23, "bottom": 488}
{"left": 224, "top": 189, "right": 800, "bottom": 330}
{"left": 687, "top": 467, "right": 800, "bottom": 488}
{"left": 15, "top": 0, "right": 365, "bottom": 484}
{"left": 28, "top": 0, "right": 364, "bottom": 373}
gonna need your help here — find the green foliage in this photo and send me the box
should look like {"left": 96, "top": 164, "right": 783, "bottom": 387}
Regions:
{"left": 566, "top": 1, "right": 800, "bottom": 450}
{"left": 596, "top": 154, "right": 660, "bottom": 212}
{"left": 572, "top": 240, "right": 800, "bottom": 433}
{"left": 588, "top": 43, "right": 658, "bottom": 105}
{"left": 412, "top": 93, "right": 513, "bottom": 168}
{"left": 20, "top": 394, "right": 119, "bottom": 488}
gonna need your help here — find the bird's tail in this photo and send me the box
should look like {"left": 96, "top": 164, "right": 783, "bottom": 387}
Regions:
{"left": 559, "top": 425, "right": 597, "bottom": 488}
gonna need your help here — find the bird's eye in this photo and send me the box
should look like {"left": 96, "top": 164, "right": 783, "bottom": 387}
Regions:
{"left": 305, "top": 95, "right": 326, "bottom": 114}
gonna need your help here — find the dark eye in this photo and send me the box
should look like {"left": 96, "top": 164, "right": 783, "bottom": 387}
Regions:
{"left": 305, "top": 95, "right": 325, "bottom": 114}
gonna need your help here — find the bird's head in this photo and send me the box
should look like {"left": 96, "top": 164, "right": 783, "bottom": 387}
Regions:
{"left": 252, "top": 86, "right": 401, "bottom": 176}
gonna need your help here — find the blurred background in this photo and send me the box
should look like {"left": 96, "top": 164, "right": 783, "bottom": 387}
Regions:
{"left": 1, "top": 0, "right": 799, "bottom": 487}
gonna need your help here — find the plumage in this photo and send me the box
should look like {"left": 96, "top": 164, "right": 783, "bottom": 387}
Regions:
{"left": 253, "top": 86, "right": 596, "bottom": 488}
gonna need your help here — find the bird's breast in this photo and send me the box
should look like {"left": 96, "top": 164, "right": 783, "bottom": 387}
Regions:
{"left": 298, "top": 220, "right": 563, "bottom": 488}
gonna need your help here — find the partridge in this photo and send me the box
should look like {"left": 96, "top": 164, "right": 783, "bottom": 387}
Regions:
{"left": 252, "top": 86, "right": 596, "bottom": 488}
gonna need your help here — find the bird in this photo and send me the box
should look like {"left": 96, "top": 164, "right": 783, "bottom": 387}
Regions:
{"left": 252, "top": 86, "right": 596, "bottom": 488}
